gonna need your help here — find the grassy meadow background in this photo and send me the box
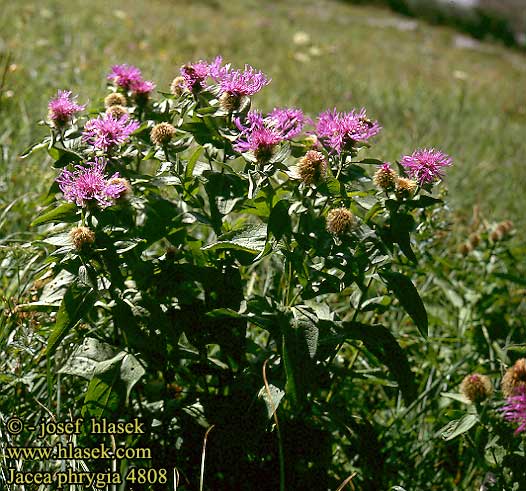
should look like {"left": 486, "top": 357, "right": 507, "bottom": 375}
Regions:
{"left": 1, "top": 0, "right": 525, "bottom": 240}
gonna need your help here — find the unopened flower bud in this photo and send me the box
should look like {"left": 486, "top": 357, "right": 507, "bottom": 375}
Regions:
{"left": 104, "top": 92, "right": 127, "bottom": 108}
{"left": 298, "top": 150, "right": 327, "bottom": 185}
{"left": 395, "top": 177, "right": 417, "bottom": 199}
{"left": 170, "top": 76, "right": 186, "bottom": 97}
{"left": 496, "top": 220, "right": 514, "bottom": 237}
{"left": 490, "top": 228, "right": 504, "bottom": 243}
{"left": 458, "top": 242, "right": 472, "bottom": 256}
{"left": 106, "top": 105, "right": 128, "bottom": 119}
{"left": 468, "top": 233, "right": 481, "bottom": 248}
{"left": 151, "top": 122, "right": 176, "bottom": 146}
{"left": 326, "top": 208, "right": 357, "bottom": 235}
{"left": 373, "top": 163, "right": 397, "bottom": 190}
{"left": 460, "top": 373, "right": 493, "bottom": 403}
{"left": 502, "top": 359, "right": 526, "bottom": 397}
{"left": 70, "top": 226, "right": 95, "bottom": 251}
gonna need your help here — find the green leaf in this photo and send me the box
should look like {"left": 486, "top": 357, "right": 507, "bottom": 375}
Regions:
{"left": 492, "top": 272, "right": 526, "bottom": 287}
{"left": 50, "top": 148, "right": 84, "bottom": 168}
{"left": 268, "top": 200, "right": 291, "bottom": 241}
{"left": 81, "top": 349, "right": 144, "bottom": 413}
{"left": 405, "top": 195, "right": 443, "bottom": 209}
{"left": 59, "top": 338, "right": 118, "bottom": 379}
{"left": 390, "top": 212, "right": 417, "bottom": 263}
{"left": 439, "top": 413, "right": 479, "bottom": 441}
{"left": 46, "top": 282, "right": 96, "bottom": 357}
{"left": 20, "top": 139, "right": 50, "bottom": 158}
{"left": 31, "top": 203, "right": 78, "bottom": 227}
{"left": 380, "top": 271, "right": 428, "bottom": 337}
{"left": 82, "top": 353, "right": 126, "bottom": 419}
{"left": 339, "top": 321, "right": 417, "bottom": 404}
{"left": 185, "top": 146, "right": 203, "bottom": 179}
{"left": 258, "top": 384, "right": 285, "bottom": 419}
{"left": 202, "top": 223, "right": 267, "bottom": 254}
{"left": 355, "top": 158, "right": 385, "bottom": 165}
{"left": 441, "top": 392, "right": 471, "bottom": 404}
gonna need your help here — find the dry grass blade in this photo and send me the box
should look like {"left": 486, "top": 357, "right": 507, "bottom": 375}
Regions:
{"left": 336, "top": 471, "right": 357, "bottom": 491}
{"left": 199, "top": 424, "right": 215, "bottom": 491}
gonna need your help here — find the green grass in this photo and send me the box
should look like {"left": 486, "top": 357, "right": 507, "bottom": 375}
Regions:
{"left": 1, "top": 0, "right": 525, "bottom": 234}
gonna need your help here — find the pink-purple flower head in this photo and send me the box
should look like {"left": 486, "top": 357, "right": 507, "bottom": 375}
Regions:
{"left": 56, "top": 158, "right": 127, "bottom": 208}
{"left": 107, "top": 64, "right": 156, "bottom": 97}
{"left": 235, "top": 126, "right": 283, "bottom": 154}
{"left": 316, "top": 108, "right": 381, "bottom": 154}
{"left": 400, "top": 148, "right": 453, "bottom": 185}
{"left": 108, "top": 64, "right": 143, "bottom": 91}
{"left": 214, "top": 63, "right": 270, "bottom": 97}
{"left": 500, "top": 386, "right": 526, "bottom": 435}
{"left": 83, "top": 113, "right": 140, "bottom": 151}
{"left": 132, "top": 79, "right": 156, "bottom": 96}
{"left": 267, "top": 107, "right": 308, "bottom": 140}
{"left": 179, "top": 56, "right": 223, "bottom": 92}
{"left": 48, "top": 90, "right": 85, "bottom": 126}
{"left": 234, "top": 110, "right": 283, "bottom": 161}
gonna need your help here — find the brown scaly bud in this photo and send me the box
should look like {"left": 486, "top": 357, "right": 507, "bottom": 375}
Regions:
{"left": 219, "top": 92, "right": 244, "bottom": 112}
{"left": 502, "top": 359, "right": 526, "bottom": 397}
{"left": 70, "top": 227, "right": 95, "bottom": 251}
{"left": 326, "top": 208, "right": 357, "bottom": 236}
{"left": 496, "top": 220, "right": 514, "bottom": 237}
{"left": 151, "top": 122, "right": 176, "bottom": 146}
{"left": 458, "top": 242, "right": 472, "bottom": 256}
{"left": 106, "top": 105, "right": 128, "bottom": 119}
{"left": 373, "top": 163, "right": 397, "bottom": 190}
{"left": 468, "top": 233, "right": 481, "bottom": 248}
{"left": 298, "top": 150, "right": 327, "bottom": 185}
{"left": 490, "top": 228, "right": 504, "bottom": 243}
{"left": 170, "top": 76, "right": 186, "bottom": 97}
{"left": 460, "top": 373, "right": 493, "bottom": 403}
{"left": 395, "top": 177, "right": 417, "bottom": 200}
{"left": 104, "top": 92, "right": 127, "bottom": 108}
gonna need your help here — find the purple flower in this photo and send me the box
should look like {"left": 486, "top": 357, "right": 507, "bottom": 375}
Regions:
{"left": 234, "top": 126, "right": 283, "bottom": 154}
{"left": 180, "top": 57, "right": 222, "bottom": 91}
{"left": 267, "top": 108, "right": 308, "bottom": 140}
{"left": 131, "top": 79, "right": 156, "bottom": 96}
{"left": 56, "top": 158, "right": 127, "bottom": 208}
{"left": 500, "top": 387, "right": 526, "bottom": 435}
{"left": 83, "top": 113, "right": 140, "bottom": 151}
{"left": 107, "top": 64, "right": 143, "bottom": 90}
{"left": 214, "top": 64, "right": 270, "bottom": 97}
{"left": 316, "top": 108, "right": 381, "bottom": 154}
{"left": 400, "top": 148, "right": 453, "bottom": 185}
{"left": 235, "top": 110, "right": 265, "bottom": 133}
{"left": 48, "top": 90, "right": 85, "bottom": 126}
{"left": 234, "top": 110, "right": 282, "bottom": 159}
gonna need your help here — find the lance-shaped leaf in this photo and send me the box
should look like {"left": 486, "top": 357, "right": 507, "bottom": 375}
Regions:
{"left": 380, "top": 271, "right": 428, "bottom": 337}
{"left": 47, "top": 282, "right": 96, "bottom": 357}
{"left": 31, "top": 203, "right": 78, "bottom": 227}
{"left": 202, "top": 223, "right": 267, "bottom": 254}
{"left": 439, "top": 413, "right": 479, "bottom": 441}
{"left": 342, "top": 321, "right": 417, "bottom": 405}
{"left": 319, "top": 320, "right": 417, "bottom": 405}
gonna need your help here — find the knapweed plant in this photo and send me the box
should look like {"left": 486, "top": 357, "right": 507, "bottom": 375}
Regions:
{"left": 16, "top": 57, "right": 472, "bottom": 490}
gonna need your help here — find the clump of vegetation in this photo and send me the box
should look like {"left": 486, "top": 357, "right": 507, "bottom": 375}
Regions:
{"left": 1, "top": 53, "right": 525, "bottom": 491}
